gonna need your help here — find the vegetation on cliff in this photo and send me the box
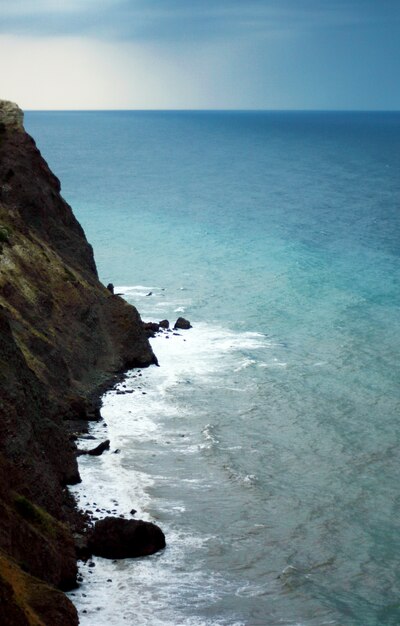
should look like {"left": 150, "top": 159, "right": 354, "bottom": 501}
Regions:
{"left": 0, "top": 100, "right": 156, "bottom": 624}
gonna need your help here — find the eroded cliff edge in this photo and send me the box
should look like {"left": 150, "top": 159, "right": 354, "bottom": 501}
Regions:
{"left": 0, "top": 100, "right": 156, "bottom": 625}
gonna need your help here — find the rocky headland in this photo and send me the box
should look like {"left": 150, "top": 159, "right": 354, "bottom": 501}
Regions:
{"left": 0, "top": 100, "right": 160, "bottom": 624}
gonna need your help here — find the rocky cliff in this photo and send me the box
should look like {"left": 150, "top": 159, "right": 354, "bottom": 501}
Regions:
{"left": 0, "top": 100, "right": 156, "bottom": 624}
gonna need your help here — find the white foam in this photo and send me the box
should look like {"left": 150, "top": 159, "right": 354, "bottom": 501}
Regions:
{"left": 222, "top": 464, "right": 259, "bottom": 486}
{"left": 115, "top": 285, "right": 193, "bottom": 320}
{"left": 117, "top": 285, "right": 156, "bottom": 297}
{"left": 233, "top": 358, "right": 257, "bottom": 372}
{"left": 199, "top": 423, "right": 220, "bottom": 450}
{"left": 258, "top": 358, "right": 287, "bottom": 369}
{"left": 150, "top": 322, "right": 271, "bottom": 379}
{"left": 235, "top": 581, "right": 272, "bottom": 597}
{"left": 68, "top": 315, "right": 272, "bottom": 625}
{"left": 69, "top": 523, "right": 244, "bottom": 626}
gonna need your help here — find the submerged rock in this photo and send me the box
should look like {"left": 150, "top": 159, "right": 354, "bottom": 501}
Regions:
{"left": 88, "top": 517, "right": 166, "bottom": 559}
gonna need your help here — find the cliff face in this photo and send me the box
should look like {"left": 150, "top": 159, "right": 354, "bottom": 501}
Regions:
{"left": 0, "top": 101, "right": 156, "bottom": 624}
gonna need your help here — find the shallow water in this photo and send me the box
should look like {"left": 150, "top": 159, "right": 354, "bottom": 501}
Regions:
{"left": 25, "top": 110, "right": 400, "bottom": 625}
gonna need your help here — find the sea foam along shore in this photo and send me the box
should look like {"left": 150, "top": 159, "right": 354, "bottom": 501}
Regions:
{"left": 68, "top": 310, "right": 269, "bottom": 626}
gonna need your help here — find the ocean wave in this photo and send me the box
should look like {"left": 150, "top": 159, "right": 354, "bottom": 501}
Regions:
{"left": 200, "top": 423, "right": 220, "bottom": 449}
{"left": 234, "top": 358, "right": 257, "bottom": 372}
{"left": 222, "top": 464, "right": 259, "bottom": 486}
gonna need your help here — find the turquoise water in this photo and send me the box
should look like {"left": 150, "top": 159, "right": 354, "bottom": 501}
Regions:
{"left": 26, "top": 111, "right": 400, "bottom": 626}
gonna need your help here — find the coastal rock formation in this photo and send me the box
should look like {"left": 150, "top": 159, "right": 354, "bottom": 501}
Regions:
{"left": 88, "top": 517, "right": 166, "bottom": 559}
{"left": 76, "top": 440, "right": 110, "bottom": 456}
{"left": 0, "top": 101, "right": 157, "bottom": 623}
{"left": 144, "top": 318, "right": 190, "bottom": 337}
{"left": 174, "top": 317, "right": 192, "bottom": 330}
{"left": 143, "top": 321, "right": 160, "bottom": 337}
{"left": 0, "top": 553, "right": 79, "bottom": 626}
{"left": 0, "top": 99, "right": 24, "bottom": 130}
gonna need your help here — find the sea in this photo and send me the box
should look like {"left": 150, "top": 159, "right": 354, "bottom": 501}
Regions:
{"left": 24, "top": 111, "right": 400, "bottom": 626}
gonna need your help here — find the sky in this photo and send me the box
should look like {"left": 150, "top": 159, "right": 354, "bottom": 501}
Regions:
{"left": 0, "top": 0, "right": 399, "bottom": 110}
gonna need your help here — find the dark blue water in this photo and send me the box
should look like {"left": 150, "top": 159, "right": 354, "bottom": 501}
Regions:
{"left": 25, "top": 111, "right": 400, "bottom": 626}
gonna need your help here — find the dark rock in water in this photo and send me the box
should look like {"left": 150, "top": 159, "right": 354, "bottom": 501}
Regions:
{"left": 143, "top": 321, "right": 160, "bottom": 338}
{"left": 144, "top": 321, "right": 160, "bottom": 332}
{"left": 145, "top": 291, "right": 153, "bottom": 297}
{"left": 87, "top": 440, "right": 110, "bottom": 455}
{"left": 159, "top": 319, "right": 169, "bottom": 329}
{"left": 106, "top": 283, "right": 114, "bottom": 294}
{"left": 174, "top": 317, "right": 192, "bottom": 330}
{"left": 130, "top": 509, "right": 137, "bottom": 516}
{"left": 77, "top": 440, "right": 110, "bottom": 457}
{"left": 88, "top": 517, "right": 166, "bottom": 559}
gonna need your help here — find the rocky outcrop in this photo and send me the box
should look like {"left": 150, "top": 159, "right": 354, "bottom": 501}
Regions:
{"left": 0, "top": 553, "right": 79, "bottom": 626}
{"left": 0, "top": 101, "right": 157, "bottom": 623}
{"left": 0, "top": 105, "right": 156, "bottom": 416}
{"left": 143, "top": 321, "right": 161, "bottom": 337}
{"left": 143, "top": 317, "right": 193, "bottom": 338}
{"left": 88, "top": 517, "right": 166, "bottom": 559}
{"left": 0, "top": 100, "right": 24, "bottom": 131}
{"left": 76, "top": 440, "right": 110, "bottom": 457}
{"left": 174, "top": 317, "right": 192, "bottom": 330}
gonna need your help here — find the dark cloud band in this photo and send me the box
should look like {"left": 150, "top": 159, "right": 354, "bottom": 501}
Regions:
{"left": 1, "top": 0, "right": 399, "bottom": 42}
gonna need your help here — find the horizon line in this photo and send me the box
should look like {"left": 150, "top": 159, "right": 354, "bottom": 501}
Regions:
{"left": 24, "top": 107, "right": 400, "bottom": 113}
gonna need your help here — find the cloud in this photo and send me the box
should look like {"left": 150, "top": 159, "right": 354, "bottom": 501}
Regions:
{"left": 1, "top": 0, "right": 399, "bottom": 44}
{"left": 0, "top": 33, "right": 248, "bottom": 109}
{"left": 0, "top": 35, "right": 118, "bottom": 109}
{"left": 2, "top": 0, "right": 115, "bottom": 15}
{"left": 1, "top": 1, "right": 399, "bottom": 110}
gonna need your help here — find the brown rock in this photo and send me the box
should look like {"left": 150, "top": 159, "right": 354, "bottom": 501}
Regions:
{"left": 0, "top": 100, "right": 159, "bottom": 621}
{"left": 174, "top": 317, "right": 192, "bottom": 330}
{"left": 143, "top": 321, "right": 160, "bottom": 337}
{"left": 0, "top": 100, "right": 24, "bottom": 131}
{"left": 0, "top": 553, "right": 78, "bottom": 626}
{"left": 88, "top": 517, "right": 166, "bottom": 559}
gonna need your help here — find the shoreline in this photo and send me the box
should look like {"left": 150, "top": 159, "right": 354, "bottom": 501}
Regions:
{"left": 68, "top": 319, "right": 192, "bottom": 621}
{"left": 0, "top": 100, "right": 160, "bottom": 624}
